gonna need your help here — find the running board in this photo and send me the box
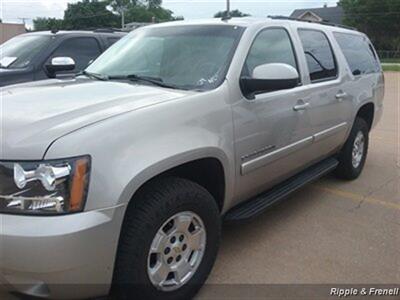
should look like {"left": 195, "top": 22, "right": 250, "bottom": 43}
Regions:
{"left": 224, "top": 157, "right": 339, "bottom": 222}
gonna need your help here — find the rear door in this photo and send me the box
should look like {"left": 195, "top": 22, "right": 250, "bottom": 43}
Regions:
{"left": 293, "top": 28, "right": 352, "bottom": 161}
{"left": 333, "top": 32, "right": 384, "bottom": 123}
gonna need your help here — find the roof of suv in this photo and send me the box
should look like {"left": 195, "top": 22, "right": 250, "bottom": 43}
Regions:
{"left": 21, "top": 30, "right": 126, "bottom": 37}
{"left": 149, "top": 17, "right": 360, "bottom": 35}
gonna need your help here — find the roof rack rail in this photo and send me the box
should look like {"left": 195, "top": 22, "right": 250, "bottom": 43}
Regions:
{"left": 267, "top": 15, "right": 357, "bottom": 31}
{"left": 93, "top": 28, "right": 123, "bottom": 33}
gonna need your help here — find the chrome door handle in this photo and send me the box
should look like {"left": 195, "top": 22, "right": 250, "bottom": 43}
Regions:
{"left": 335, "top": 92, "right": 347, "bottom": 100}
{"left": 293, "top": 102, "right": 310, "bottom": 111}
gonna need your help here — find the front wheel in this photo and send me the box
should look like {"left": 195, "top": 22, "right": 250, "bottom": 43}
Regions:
{"left": 113, "top": 177, "right": 221, "bottom": 300}
{"left": 335, "top": 117, "right": 369, "bottom": 180}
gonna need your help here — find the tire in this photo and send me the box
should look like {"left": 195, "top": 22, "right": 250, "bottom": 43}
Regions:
{"left": 112, "top": 177, "right": 221, "bottom": 300}
{"left": 335, "top": 117, "right": 369, "bottom": 180}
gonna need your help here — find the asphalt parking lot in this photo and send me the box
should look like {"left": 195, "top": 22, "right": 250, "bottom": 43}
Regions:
{"left": 1, "top": 72, "right": 399, "bottom": 300}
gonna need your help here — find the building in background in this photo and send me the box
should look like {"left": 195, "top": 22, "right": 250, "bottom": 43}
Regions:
{"left": 290, "top": 4, "right": 344, "bottom": 25}
{"left": 0, "top": 23, "right": 26, "bottom": 44}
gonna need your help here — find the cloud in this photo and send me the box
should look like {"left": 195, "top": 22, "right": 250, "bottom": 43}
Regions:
{"left": 163, "top": 0, "right": 339, "bottom": 19}
{"left": 0, "top": 0, "right": 79, "bottom": 26}
{"left": 0, "top": 0, "right": 339, "bottom": 26}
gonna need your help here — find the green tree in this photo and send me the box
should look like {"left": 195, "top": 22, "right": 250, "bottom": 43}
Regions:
{"left": 63, "top": 0, "right": 120, "bottom": 30}
{"left": 33, "top": 17, "right": 64, "bottom": 31}
{"left": 339, "top": 0, "right": 400, "bottom": 51}
{"left": 147, "top": 0, "right": 162, "bottom": 9}
{"left": 124, "top": 3, "right": 178, "bottom": 23}
{"left": 108, "top": 0, "right": 178, "bottom": 24}
{"left": 214, "top": 9, "right": 250, "bottom": 18}
{"left": 34, "top": 0, "right": 180, "bottom": 31}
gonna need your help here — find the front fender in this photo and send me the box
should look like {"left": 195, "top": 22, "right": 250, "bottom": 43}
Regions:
{"left": 45, "top": 86, "right": 235, "bottom": 212}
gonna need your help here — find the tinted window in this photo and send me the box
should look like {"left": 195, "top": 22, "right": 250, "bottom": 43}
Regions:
{"left": 50, "top": 37, "right": 102, "bottom": 71}
{"left": 107, "top": 37, "right": 120, "bottom": 48}
{"left": 243, "top": 28, "right": 297, "bottom": 76}
{"left": 298, "top": 29, "right": 337, "bottom": 82}
{"left": 0, "top": 35, "right": 52, "bottom": 69}
{"left": 334, "top": 32, "right": 380, "bottom": 75}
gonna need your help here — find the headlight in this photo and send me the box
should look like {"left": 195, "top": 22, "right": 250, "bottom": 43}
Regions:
{"left": 0, "top": 156, "right": 91, "bottom": 215}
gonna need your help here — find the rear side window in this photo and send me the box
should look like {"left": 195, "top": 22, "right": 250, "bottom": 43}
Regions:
{"left": 333, "top": 32, "right": 380, "bottom": 75}
{"left": 243, "top": 28, "right": 298, "bottom": 77}
{"left": 298, "top": 29, "right": 337, "bottom": 82}
{"left": 49, "top": 37, "right": 102, "bottom": 71}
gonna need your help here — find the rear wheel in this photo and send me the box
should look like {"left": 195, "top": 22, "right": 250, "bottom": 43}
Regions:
{"left": 335, "top": 117, "right": 369, "bottom": 180}
{"left": 113, "top": 177, "right": 221, "bottom": 300}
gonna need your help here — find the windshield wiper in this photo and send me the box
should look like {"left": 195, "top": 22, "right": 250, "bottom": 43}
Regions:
{"left": 77, "top": 70, "right": 109, "bottom": 81}
{"left": 108, "top": 74, "right": 182, "bottom": 90}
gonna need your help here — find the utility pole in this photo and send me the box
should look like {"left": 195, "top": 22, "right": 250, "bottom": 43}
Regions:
{"left": 226, "top": 0, "right": 230, "bottom": 17}
{"left": 107, "top": 1, "right": 128, "bottom": 30}
{"left": 17, "top": 18, "right": 30, "bottom": 30}
{"left": 18, "top": 17, "right": 29, "bottom": 26}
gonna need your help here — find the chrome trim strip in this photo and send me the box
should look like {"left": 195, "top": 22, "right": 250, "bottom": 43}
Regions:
{"left": 241, "top": 145, "right": 276, "bottom": 161}
{"left": 240, "top": 122, "right": 348, "bottom": 176}
{"left": 313, "top": 122, "right": 348, "bottom": 142}
{"left": 241, "top": 136, "right": 313, "bottom": 175}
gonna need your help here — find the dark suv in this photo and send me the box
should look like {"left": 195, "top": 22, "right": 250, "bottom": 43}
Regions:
{"left": 0, "top": 30, "right": 126, "bottom": 87}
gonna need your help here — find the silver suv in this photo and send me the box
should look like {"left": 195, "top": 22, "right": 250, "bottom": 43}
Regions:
{"left": 0, "top": 18, "right": 384, "bottom": 300}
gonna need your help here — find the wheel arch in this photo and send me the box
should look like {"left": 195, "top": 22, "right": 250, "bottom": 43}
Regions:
{"left": 356, "top": 102, "right": 375, "bottom": 131}
{"left": 119, "top": 149, "right": 231, "bottom": 214}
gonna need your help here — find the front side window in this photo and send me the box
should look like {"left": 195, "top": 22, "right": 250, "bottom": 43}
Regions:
{"left": 298, "top": 29, "right": 337, "bottom": 82}
{"left": 0, "top": 35, "right": 52, "bottom": 69}
{"left": 242, "top": 28, "right": 298, "bottom": 77}
{"left": 87, "top": 25, "right": 244, "bottom": 91}
{"left": 49, "top": 37, "right": 102, "bottom": 71}
{"left": 334, "top": 32, "right": 380, "bottom": 75}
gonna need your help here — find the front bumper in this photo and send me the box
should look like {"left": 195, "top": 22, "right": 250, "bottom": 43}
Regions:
{"left": 0, "top": 205, "right": 125, "bottom": 299}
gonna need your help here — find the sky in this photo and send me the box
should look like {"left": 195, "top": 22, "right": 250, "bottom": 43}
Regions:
{"left": 0, "top": 0, "right": 339, "bottom": 28}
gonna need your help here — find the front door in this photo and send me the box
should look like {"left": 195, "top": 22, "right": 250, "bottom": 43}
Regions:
{"left": 232, "top": 27, "right": 313, "bottom": 204}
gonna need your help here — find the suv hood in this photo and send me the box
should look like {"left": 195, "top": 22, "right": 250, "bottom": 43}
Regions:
{"left": 0, "top": 78, "right": 189, "bottom": 160}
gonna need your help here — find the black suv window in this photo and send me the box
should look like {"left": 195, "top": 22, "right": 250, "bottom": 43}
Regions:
{"left": 243, "top": 28, "right": 298, "bottom": 77}
{"left": 334, "top": 32, "right": 380, "bottom": 76}
{"left": 49, "top": 37, "right": 102, "bottom": 71}
{"left": 0, "top": 35, "right": 52, "bottom": 69}
{"left": 107, "top": 37, "right": 120, "bottom": 48}
{"left": 298, "top": 29, "right": 337, "bottom": 82}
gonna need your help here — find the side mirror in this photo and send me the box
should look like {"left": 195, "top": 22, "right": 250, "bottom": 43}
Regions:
{"left": 46, "top": 57, "right": 76, "bottom": 78}
{"left": 240, "top": 63, "right": 299, "bottom": 99}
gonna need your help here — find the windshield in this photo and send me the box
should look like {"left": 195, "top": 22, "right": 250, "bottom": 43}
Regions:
{"left": 0, "top": 35, "right": 52, "bottom": 69}
{"left": 87, "top": 25, "right": 244, "bottom": 91}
